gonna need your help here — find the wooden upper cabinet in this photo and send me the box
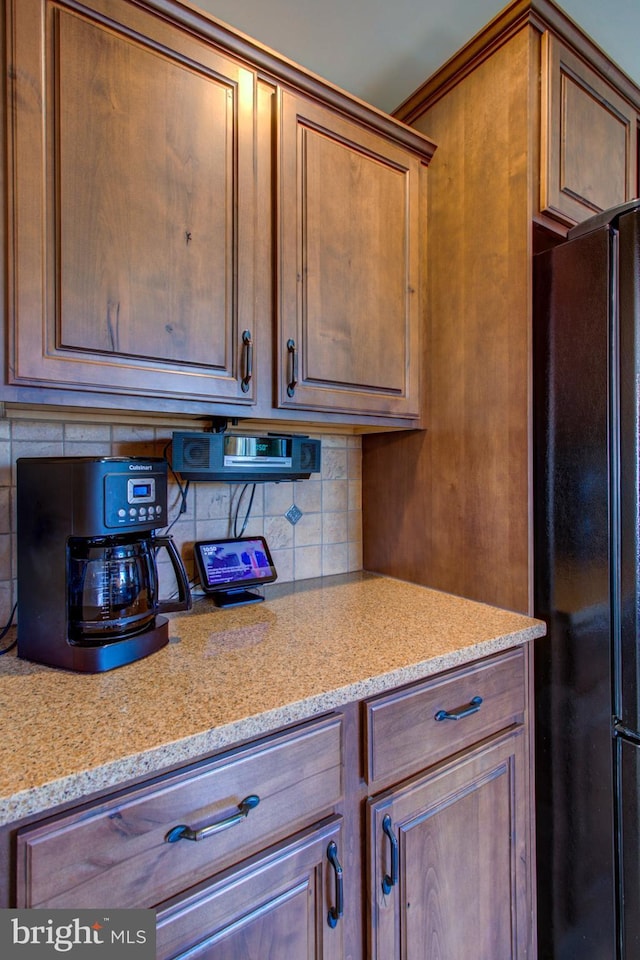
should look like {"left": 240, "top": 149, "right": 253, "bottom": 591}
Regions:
{"left": 276, "top": 90, "right": 424, "bottom": 418}
{"left": 540, "top": 31, "right": 639, "bottom": 227}
{"left": 7, "top": 0, "right": 257, "bottom": 403}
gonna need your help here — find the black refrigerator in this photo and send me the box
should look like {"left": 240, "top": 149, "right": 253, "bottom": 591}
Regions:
{"left": 534, "top": 198, "right": 640, "bottom": 960}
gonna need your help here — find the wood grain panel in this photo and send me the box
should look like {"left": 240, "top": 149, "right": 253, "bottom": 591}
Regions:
{"left": 57, "top": 12, "right": 231, "bottom": 368}
{"left": 156, "top": 819, "right": 345, "bottom": 960}
{"left": 541, "top": 31, "right": 638, "bottom": 226}
{"left": 7, "top": 0, "right": 257, "bottom": 402}
{"left": 277, "top": 90, "right": 425, "bottom": 418}
{"left": 363, "top": 28, "right": 533, "bottom": 613}
{"left": 16, "top": 716, "right": 342, "bottom": 909}
{"left": 364, "top": 648, "right": 525, "bottom": 789}
{"left": 367, "top": 730, "right": 531, "bottom": 960}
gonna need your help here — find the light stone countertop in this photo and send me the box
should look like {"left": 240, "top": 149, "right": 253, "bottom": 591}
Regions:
{"left": 0, "top": 572, "right": 545, "bottom": 826}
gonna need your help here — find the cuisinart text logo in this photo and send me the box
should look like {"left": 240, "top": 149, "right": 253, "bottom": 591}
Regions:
{"left": 0, "top": 910, "right": 156, "bottom": 958}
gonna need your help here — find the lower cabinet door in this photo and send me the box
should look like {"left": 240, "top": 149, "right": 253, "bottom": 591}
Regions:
{"left": 367, "top": 729, "right": 531, "bottom": 960}
{"left": 156, "top": 817, "right": 345, "bottom": 960}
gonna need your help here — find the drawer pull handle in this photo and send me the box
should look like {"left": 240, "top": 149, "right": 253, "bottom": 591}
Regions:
{"left": 434, "top": 695, "right": 483, "bottom": 722}
{"left": 164, "top": 794, "right": 260, "bottom": 843}
{"left": 327, "top": 840, "right": 344, "bottom": 928}
{"left": 381, "top": 814, "right": 398, "bottom": 895}
{"left": 241, "top": 329, "right": 253, "bottom": 393}
{"left": 286, "top": 338, "right": 298, "bottom": 397}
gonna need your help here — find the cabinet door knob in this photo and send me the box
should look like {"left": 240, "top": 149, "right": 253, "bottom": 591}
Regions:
{"left": 381, "top": 814, "right": 398, "bottom": 895}
{"left": 327, "top": 840, "right": 344, "bottom": 928}
{"left": 286, "top": 338, "right": 298, "bottom": 397}
{"left": 434, "top": 695, "right": 483, "bottom": 722}
{"left": 241, "top": 329, "right": 253, "bottom": 393}
{"left": 164, "top": 795, "right": 260, "bottom": 843}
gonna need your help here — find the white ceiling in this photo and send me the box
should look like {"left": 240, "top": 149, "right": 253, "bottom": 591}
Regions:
{"left": 191, "top": 0, "right": 640, "bottom": 113}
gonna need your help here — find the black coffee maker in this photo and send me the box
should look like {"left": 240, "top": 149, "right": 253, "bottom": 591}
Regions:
{"left": 17, "top": 456, "right": 191, "bottom": 672}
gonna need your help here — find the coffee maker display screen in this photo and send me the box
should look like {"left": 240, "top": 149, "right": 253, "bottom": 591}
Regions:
{"left": 194, "top": 537, "right": 277, "bottom": 606}
{"left": 127, "top": 478, "right": 155, "bottom": 503}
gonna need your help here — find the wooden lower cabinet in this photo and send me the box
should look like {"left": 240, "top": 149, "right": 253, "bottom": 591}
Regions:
{"left": 367, "top": 730, "right": 530, "bottom": 960}
{"left": 8, "top": 648, "right": 534, "bottom": 958}
{"left": 156, "top": 818, "right": 345, "bottom": 960}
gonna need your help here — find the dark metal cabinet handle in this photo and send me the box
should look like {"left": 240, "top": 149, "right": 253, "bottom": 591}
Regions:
{"left": 434, "top": 695, "right": 483, "bottom": 722}
{"left": 286, "top": 338, "right": 298, "bottom": 397}
{"left": 327, "top": 840, "right": 344, "bottom": 928}
{"left": 381, "top": 814, "right": 398, "bottom": 895}
{"left": 164, "top": 795, "right": 260, "bottom": 843}
{"left": 241, "top": 329, "right": 253, "bottom": 393}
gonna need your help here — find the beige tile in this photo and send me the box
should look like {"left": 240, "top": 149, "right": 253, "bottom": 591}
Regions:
{"left": 0, "top": 488, "right": 11, "bottom": 534}
{"left": 319, "top": 434, "right": 347, "bottom": 449}
{"left": 0, "top": 535, "right": 11, "bottom": 580}
{"left": 264, "top": 515, "right": 294, "bottom": 550}
{"left": 271, "top": 547, "right": 294, "bottom": 583}
{"left": 348, "top": 478, "right": 362, "bottom": 512}
{"left": 294, "top": 512, "right": 322, "bottom": 547}
{"left": 11, "top": 420, "right": 63, "bottom": 442}
{"left": 322, "top": 542, "right": 349, "bottom": 576}
{"left": 348, "top": 540, "right": 363, "bottom": 572}
{"left": 322, "top": 479, "right": 348, "bottom": 513}
{"left": 322, "top": 512, "right": 348, "bottom": 544}
{"left": 347, "top": 446, "right": 362, "bottom": 480}
{"left": 194, "top": 518, "right": 232, "bottom": 542}
{"left": 293, "top": 480, "right": 322, "bottom": 513}
{"left": 229, "top": 483, "right": 265, "bottom": 521}
{"left": 264, "top": 482, "right": 296, "bottom": 517}
{"left": 64, "top": 423, "right": 111, "bottom": 443}
{"left": 348, "top": 509, "right": 362, "bottom": 544}
{"left": 0, "top": 439, "right": 10, "bottom": 487}
{"left": 0, "top": 579, "right": 15, "bottom": 627}
{"left": 294, "top": 545, "right": 322, "bottom": 580}
{"left": 321, "top": 447, "right": 348, "bottom": 480}
{"left": 195, "top": 484, "right": 232, "bottom": 521}
{"left": 63, "top": 441, "right": 112, "bottom": 459}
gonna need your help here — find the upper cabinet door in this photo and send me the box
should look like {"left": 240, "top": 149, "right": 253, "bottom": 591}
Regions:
{"left": 540, "top": 31, "right": 639, "bottom": 227}
{"left": 7, "top": 0, "right": 257, "bottom": 403}
{"left": 277, "top": 90, "right": 424, "bottom": 419}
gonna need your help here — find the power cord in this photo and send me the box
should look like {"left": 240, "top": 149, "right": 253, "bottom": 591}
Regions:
{"left": 233, "top": 483, "right": 257, "bottom": 538}
{"left": 0, "top": 601, "right": 18, "bottom": 655}
{"left": 162, "top": 440, "right": 191, "bottom": 534}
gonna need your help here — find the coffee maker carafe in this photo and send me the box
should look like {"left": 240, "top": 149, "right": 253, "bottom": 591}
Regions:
{"left": 17, "top": 456, "right": 191, "bottom": 672}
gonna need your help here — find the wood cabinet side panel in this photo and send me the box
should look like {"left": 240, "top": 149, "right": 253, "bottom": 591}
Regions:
{"left": 364, "top": 29, "right": 533, "bottom": 613}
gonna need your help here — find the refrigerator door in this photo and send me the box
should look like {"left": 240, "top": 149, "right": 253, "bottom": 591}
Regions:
{"left": 619, "top": 737, "right": 640, "bottom": 958}
{"left": 534, "top": 224, "right": 616, "bottom": 958}
{"left": 614, "top": 208, "right": 640, "bottom": 736}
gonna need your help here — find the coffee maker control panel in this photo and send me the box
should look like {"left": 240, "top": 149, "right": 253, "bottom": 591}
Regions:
{"left": 104, "top": 464, "right": 167, "bottom": 529}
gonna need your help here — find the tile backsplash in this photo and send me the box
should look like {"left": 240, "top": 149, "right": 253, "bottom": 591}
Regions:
{"left": 1, "top": 415, "right": 363, "bottom": 625}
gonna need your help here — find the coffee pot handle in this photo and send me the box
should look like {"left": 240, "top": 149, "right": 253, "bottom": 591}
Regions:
{"left": 153, "top": 536, "right": 193, "bottom": 613}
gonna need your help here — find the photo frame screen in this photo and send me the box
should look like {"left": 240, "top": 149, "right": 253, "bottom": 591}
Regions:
{"left": 193, "top": 536, "right": 277, "bottom": 594}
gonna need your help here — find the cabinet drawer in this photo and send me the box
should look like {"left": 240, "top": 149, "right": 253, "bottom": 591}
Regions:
{"left": 364, "top": 648, "right": 525, "bottom": 788}
{"left": 16, "top": 714, "right": 343, "bottom": 910}
{"left": 156, "top": 817, "right": 345, "bottom": 960}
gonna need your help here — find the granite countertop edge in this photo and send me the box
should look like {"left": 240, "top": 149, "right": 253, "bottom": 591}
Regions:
{"left": 0, "top": 573, "right": 545, "bottom": 827}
